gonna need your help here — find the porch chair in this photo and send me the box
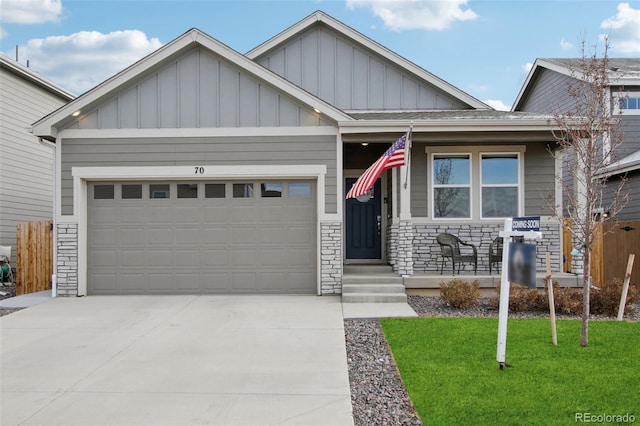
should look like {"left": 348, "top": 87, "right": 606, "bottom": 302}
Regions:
{"left": 436, "top": 233, "right": 477, "bottom": 275}
{"left": 488, "top": 236, "right": 525, "bottom": 274}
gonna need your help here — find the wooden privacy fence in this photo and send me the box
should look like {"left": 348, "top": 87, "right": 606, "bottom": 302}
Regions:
{"left": 16, "top": 220, "right": 53, "bottom": 295}
{"left": 561, "top": 219, "right": 637, "bottom": 286}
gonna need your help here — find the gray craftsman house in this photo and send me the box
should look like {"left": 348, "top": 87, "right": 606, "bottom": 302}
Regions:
{"left": 0, "top": 54, "right": 75, "bottom": 252}
{"left": 513, "top": 58, "right": 640, "bottom": 221}
{"left": 33, "top": 11, "right": 566, "bottom": 297}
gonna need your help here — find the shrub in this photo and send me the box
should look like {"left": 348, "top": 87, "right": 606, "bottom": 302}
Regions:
{"left": 553, "top": 287, "right": 583, "bottom": 315}
{"left": 440, "top": 279, "right": 481, "bottom": 309}
{"left": 591, "top": 278, "right": 638, "bottom": 316}
{"left": 488, "top": 283, "right": 547, "bottom": 312}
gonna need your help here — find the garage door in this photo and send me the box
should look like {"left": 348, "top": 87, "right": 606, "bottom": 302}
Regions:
{"left": 87, "top": 180, "right": 316, "bottom": 294}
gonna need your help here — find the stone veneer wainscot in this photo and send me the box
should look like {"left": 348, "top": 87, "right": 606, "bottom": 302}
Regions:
{"left": 320, "top": 221, "right": 342, "bottom": 294}
{"left": 56, "top": 223, "right": 78, "bottom": 296}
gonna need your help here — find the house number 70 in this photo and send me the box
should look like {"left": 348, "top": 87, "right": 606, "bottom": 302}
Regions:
{"left": 194, "top": 166, "right": 205, "bottom": 174}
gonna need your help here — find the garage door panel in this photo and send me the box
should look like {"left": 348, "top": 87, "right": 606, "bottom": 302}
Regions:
{"left": 92, "top": 250, "right": 117, "bottom": 267}
{"left": 147, "top": 250, "right": 173, "bottom": 266}
{"left": 120, "top": 250, "right": 144, "bottom": 266}
{"left": 145, "top": 274, "right": 173, "bottom": 292}
{"left": 88, "top": 180, "right": 316, "bottom": 295}
{"left": 90, "top": 207, "right": 118, "bottom": 225}
{"left": 231, "top": 249, "right": 257, "bottom": 266}
{"left": 202, "top": 227, "right": 229, "bottom": 243}
{"left": 119, "top": 207, "right": 149, "bottom": 224}
{"left": 202, "top": 249, "right": 229, "bottom": 266}
{"left": 229, "top": 205, "right": 258, "bottom": 223}
{"left": 231, "top": 228, "right": 258, "bottom": 244}
{"left": 201, "top": 273, "right": 229, "bottom": 292}
{"left": 91, "top": 228, "right": 117, "bottom": 246}
{"left": 146, "top": 228, "right": 174, "bottom": 245}
{"left": 119, "top": 228, "right": 144, "bottom": 245}
{"left": 148, "top": 206, "right": 173, "bottom": 223}
{"left": 120, "top": 274, "right": 147, "bottom": 293}
{"left": 175, "top": 206, "right": 202, "bottom": 223}
{"left": 176, "top": 250, "right": 201, "bottom": 267}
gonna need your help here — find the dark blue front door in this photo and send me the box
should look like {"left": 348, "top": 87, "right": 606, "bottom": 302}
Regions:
{"left": 345, "top": 178, "right": 382, "bottom": 259}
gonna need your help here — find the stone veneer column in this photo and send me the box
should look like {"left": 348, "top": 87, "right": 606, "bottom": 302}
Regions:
{"left": 320, "top": 221, "right": 342, "bottom": 294}
{"left": 386, "top": 223, "right": 399, "bottom": 270}
{"left": 393, "top": 220, "right": 414, "bottom": 276}
{"left": 56, "top": 223, "right": 78, "bottom": 296}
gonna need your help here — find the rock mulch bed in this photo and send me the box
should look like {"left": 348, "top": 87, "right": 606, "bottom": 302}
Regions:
{"left": 345, "top": 295, "right": 639, "bottom": 425}
{"left": 344, "top": 319, "right": 423, "bottom": 426}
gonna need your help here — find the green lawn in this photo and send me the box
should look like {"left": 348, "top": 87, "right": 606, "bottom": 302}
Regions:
{"left": 380, "top": 318, "right": 639, "bottom": 425}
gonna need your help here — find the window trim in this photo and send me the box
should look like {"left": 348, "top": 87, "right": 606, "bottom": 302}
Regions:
{"left": 430, "top": 152, "right": 472, "bottom": 220}
{"left": 479, "top": 152, "right": 522, "bottom": 219}
{"left": 613, "top": 90, "right": 640, "bottom": 116}
{"left": 426, "top": 146, "right": 525, "bottom": 221}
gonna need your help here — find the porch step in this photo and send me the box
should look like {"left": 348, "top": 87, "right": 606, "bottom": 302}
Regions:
{"left": 342, "top": 275, "right": 403, "bottom": 285}
{"left": 342, "top": 283, "right": 406, "bottom": 294}
{"left": 343, "top": 264, "right": 393, "bottom": 274}
{"left": 342, "top": 292, "right": 408, "bottom": 303}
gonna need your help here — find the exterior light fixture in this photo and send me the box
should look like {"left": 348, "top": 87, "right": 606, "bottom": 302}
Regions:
{"left": 361, "top": 142, "right": 369, "bottom": 146}
{"left": 71, "top": 110, "right": 81, "bottom": 117}
{"left": 313, "top": 108, "right": 321, "bottom": 114}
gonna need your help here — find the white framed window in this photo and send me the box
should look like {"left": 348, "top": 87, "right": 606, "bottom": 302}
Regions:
{"left": 613, "top": 90, "right": 640, "bottom": 115}
{"left": 427, "top": 146, "right": 525, "bottom": 220}
{"left": 432, "top": 153, "right": 471, "bottom": 219}
{"left": 480, "top": 153, "right": 520, "bottom": 219}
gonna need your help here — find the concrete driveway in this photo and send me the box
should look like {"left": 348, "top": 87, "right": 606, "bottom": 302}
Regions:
{"left": 1, "top": 295, "right": 353, "bottom": 426}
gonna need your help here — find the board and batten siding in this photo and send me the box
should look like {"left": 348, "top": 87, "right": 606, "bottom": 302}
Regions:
{"left": 409, "top": 141, "right": 555, "bottom": 218}
{"left": 63, "top": 47, "right": 331, "bottom": 131}
{"left": 618, "top": 114, "right": 640, "bottom": 158}
{"left": 253, "top": 25, "right": 468, "bottom": 111}
{"left": 60, "top": 135, "right": 337, "bottom": 215}
{"left": 603, "top": 171, "right": 640, "bottom": 221}
{"left": 0, "top": 67, "right": 69, "bottom": 250}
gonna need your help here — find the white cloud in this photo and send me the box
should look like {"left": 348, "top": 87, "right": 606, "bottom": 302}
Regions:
{"left": 9, "top": 30, "right": 162, "bottom": 94}
{"left": 522, "top": 62, "right": 534, "bottom": 74}
{"left": 560, "top": 38, "right": 573, "bottom": 50}
{"left": 484, "top": 99, "right": 510, "bottom": 111}
{"left": 0, "top": 0, "right": 62, "bottom": 24}
{"left": 600, "top": 2, "right": 640, "bottom": 53}
{"left": 0, "top": 27, "right": 7, "bottom": 40}
{"left": 346, "top": 0, "right": 477, "bottom": 31}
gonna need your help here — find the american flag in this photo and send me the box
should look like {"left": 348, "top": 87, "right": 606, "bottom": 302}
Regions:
{"left": 346, "top": 131, "right": 410, "bottom": 199}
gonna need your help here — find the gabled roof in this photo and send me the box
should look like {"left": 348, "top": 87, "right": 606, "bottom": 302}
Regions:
{"left": 32, "top": 28, "right": 352, "bottom": 139}
{"left": 513, "top": 58, "right": 640, "bottom": 111}
{"left": 246, "top": 10, "right": 490, "bottom": 111}
{"left": 0, "top": 53, "right": 75, "bottom": 101}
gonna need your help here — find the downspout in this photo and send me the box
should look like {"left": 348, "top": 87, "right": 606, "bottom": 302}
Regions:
{"left": 37, "top": 137, "right": 57, "bottom": 298}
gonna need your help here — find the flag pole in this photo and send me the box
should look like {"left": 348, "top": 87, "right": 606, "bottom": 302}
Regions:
{"left": 403, "top": 121, "right": 413, "bottom": 189}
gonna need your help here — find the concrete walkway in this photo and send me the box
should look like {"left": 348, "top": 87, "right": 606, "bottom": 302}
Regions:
{"left": 1, "top": 295, "right": 353, "bottom": 426}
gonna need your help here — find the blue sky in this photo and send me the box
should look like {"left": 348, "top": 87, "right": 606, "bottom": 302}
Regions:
{"left": 1, "top": 0, "right": 638, "bottom": 110}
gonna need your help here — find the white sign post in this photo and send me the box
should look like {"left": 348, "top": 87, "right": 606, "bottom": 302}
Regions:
{"left": 496, "top": 217, "right": 543, "bottom": 370}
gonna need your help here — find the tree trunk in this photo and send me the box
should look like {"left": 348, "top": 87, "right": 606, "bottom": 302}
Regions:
{"left": 581, "top": 248, "right": 590, "bottom": 347}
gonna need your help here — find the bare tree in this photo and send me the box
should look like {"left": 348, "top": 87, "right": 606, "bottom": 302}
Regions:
{"left": 548, "top": 39, "right": 628, "bottom": 347}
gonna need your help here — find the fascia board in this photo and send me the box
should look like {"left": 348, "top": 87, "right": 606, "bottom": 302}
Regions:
{"left": 0, "top": 54, "right": 75, "bottom": 101}
{"left": 339, "top": 118, "right": 563, "bottom": 133}
{"left": 247, "top": 11, "right": 489, "bottom": 110}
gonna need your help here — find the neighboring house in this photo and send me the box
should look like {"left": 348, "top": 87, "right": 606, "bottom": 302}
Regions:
{"left": 0, "top": 54, "right": 75, "bottom": 254}
{"left": 513, "top": 58, "right": 640, "bottom": 221}
{"left": 33, "top": 11, "right": 566, "bottom": 297}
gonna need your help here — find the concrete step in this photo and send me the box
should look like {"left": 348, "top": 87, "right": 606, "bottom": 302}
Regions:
{"left": 342, "top": 275, "right": 404, "bottom": 285}
{"left": 342, "top": 292, "right": 408, "bottom": 303}
{"left": 342, "top": 283, "right": 406, "bottom": 294}
{"left": 343, "top": 264, "right": 393, "bottom": 274}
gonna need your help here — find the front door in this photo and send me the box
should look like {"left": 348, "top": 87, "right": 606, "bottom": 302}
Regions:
{"left": 345, "top": 178, "right": 382, "bottom": 260}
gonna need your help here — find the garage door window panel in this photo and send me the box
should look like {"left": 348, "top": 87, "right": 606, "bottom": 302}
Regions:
{"left": 178, "top": 183, "right": 198, "bottom": 199}
{"left": 233, "top": 183, "right": 254, "bottom": 198}
{"left": 94, "top": 184, "right": 115, "bottom": 199}
{"left": 261, "top": 182, "right": 282, "bottom": 198}
{"left": 122, "top": 184, "right": 142, "bottom": 199}
{"left": 205, "top": 183, "right": 226, "bottom": 198}
{"left": 288, "top": 182, "right": 311, "bottom": 198}
{"left": 150, "top": 184, "right": 170, "bottom": 199}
